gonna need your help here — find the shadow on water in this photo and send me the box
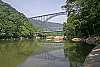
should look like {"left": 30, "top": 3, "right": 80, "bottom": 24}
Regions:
{"left": 64, "top": 42, "right": 96, "bottom": 67}
{"left": 0, "top": 40, "right": 43, "bottom": 67}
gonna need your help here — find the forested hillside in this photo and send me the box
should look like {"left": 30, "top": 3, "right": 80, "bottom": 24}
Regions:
{"left": 63, "top": 0, "right": 100, "bottom": 39}
{"left": 0, "top": 0, "right": 37, "bottom": 39}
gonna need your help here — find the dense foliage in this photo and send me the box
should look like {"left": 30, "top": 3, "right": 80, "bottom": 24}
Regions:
{"left": 0, "top": 0, "right": 37, "bottom": 39}
{"left": 63, "top": 0, "right": 100, "bottom": 39}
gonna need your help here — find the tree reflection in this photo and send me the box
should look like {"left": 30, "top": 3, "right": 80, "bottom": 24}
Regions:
{"left": 0, "top": 40, "right": 42, "bottom": 67}
{"left": 64, "top": 42, "right": 96, "bottom": 67}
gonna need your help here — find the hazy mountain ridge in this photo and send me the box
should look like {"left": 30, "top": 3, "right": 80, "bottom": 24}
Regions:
{"left": 29, "top": 18, "right": 63, "bottom": 32}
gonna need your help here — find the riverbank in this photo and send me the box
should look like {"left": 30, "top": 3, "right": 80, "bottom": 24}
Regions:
{"left": 71, "top": 36, "right": 100, "bottom": 44}
{"left": 83, "top": 44, "right": 100, "bottom": 67}
{"left": 46, "top": 36, "right": 64, "bottom": 42}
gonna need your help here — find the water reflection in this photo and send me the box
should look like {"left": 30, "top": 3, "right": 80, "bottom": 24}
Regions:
{"left": 0, "top": 40, "right": 42, "bottom": 67}
{"left": 18, "top": 42, "right": 68, "bottom": 67}
{"left": 64, "top": 42, "right": 96, "bottom": 67}
{"left": 0, "top": 40, "right": 96, "bottom": 67}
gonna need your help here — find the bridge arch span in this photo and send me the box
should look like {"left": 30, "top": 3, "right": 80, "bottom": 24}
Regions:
{"left": 31, "top": 12, "right": 67, "bottom": 22}
{"left": 45, "top": 12, "right": 67, "bottom": 22}
{"left": 30, "top": 12, "right": 67, "bottom": 32}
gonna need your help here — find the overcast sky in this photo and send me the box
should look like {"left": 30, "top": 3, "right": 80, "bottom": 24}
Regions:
{"left": 2, "top": 0, "right": 67, "bottom": 23}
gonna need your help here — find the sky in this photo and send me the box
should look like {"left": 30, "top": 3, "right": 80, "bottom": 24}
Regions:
{"left": 2, "top": 0, "right": 67, "bottom": 23}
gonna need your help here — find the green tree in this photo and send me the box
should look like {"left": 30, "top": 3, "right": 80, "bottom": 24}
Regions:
{"left": 79, "top": 0, "right": 100, "bottom": 36}
{"left": 63, "top": 0, "right": 100, "bottom": 39}
{"left": 0, "top": 0, "right": 38, "bottom": 39}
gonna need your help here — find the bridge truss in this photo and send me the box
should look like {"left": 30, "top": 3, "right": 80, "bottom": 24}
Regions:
{"left": 30, "top": 12, "right": 67, "bottom": 35}
{"left": 31, "top": 12, "right": 67, "bottom": 22}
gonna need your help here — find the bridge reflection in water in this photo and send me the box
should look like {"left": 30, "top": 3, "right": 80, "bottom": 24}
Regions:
{"left": 18, "top": 42, "right": 70, "bottom": 67}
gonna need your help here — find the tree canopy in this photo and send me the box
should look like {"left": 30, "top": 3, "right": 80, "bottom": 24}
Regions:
{"left": 63, "top": 0, "right": 100, "bottom": 39}
{"left": 0, "top": 0, "right": 37, "bottom": 39}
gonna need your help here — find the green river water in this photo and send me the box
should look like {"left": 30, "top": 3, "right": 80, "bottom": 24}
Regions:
{"left": 0, "top": 39, "right": 95, "bottom": 67}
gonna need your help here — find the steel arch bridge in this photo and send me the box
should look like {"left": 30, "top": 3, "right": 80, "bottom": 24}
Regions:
{"left": 30, "top": 12, "right": 67, "bottom": 35}
{"left": 31, "top": 12, "right": 67, "bottom": 22}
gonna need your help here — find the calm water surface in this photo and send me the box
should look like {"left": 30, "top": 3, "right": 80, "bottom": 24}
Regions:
{"left": 0, "top": 40, "right": 95, "bottom": 67}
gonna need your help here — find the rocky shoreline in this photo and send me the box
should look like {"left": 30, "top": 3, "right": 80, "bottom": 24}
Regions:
{"left": 71, "top": 37, "right": 98, "bottom": 45}
{"left": 82, "top": 45, "right": 100, "bottom": 67}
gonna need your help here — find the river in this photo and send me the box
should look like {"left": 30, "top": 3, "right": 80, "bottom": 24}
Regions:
{"left": 0, "top": 39, "right": 96, "bottom": 67}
